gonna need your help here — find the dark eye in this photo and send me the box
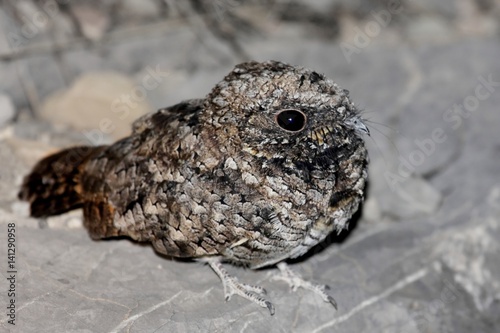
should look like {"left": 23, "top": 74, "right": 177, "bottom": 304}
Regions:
{"left": 275, "top": 110, "right": 307, "bottom": 132}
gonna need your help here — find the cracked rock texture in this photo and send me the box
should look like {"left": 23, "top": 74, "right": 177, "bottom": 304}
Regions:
{"left": 1, "top": 1, "right": 499, "bottom": 332}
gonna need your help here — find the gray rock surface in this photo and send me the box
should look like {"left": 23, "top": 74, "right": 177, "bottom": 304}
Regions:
{"left": 0, "top": 94, "right": 15, "bottom": 127}
{"left": 0, "top": 1, "right": 499, "bottom": 332}
{"left": 40, "top": 71, "right": 152, "bottom": 141}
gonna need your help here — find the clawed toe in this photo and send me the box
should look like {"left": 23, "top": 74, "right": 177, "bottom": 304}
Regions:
{"left": 265, "top": 301, "right": 275, "bottom": 315}
{"left": 275, "top": 262, "right": 338, "bottom": 310}
{"left": 327, "top": 295, "right": 338, "bottom": 309}
{"left": 239, "top": 282, "right": 267, "bottom": 295}
{"left": 209, "top": 260, "right": 275, "bottom": 315}
{"left": 207, "top": 259, "right": 337, "bottom": 315}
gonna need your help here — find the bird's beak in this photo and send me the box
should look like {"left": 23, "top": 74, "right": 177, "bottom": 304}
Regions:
{"left": 347, "top": 116, "right": 370, "bottom": 136}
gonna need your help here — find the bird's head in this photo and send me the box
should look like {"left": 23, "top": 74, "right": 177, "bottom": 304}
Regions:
{"left": 203, "top": 61, "right": 369, "bottom": 170}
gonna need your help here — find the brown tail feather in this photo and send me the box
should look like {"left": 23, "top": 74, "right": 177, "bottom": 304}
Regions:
{"left": 18, "top": 146, "right": 103, "bottom": 217}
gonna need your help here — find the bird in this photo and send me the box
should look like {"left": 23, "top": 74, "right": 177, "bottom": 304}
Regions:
{"left": 19, "top": 60, "right": 369, "bottom": 315}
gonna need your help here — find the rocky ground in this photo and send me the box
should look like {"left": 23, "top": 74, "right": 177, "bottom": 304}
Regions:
{"left": 0, "top": 1, "right": 499, "bottom": 332}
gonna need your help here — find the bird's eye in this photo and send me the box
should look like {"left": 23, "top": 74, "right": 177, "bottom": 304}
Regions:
{"left": 275, "top": 110, "right": 307, "bottom": 132}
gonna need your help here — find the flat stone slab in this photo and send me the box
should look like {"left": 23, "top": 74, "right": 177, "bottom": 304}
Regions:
{"left": 1, "top": 2, "right": 499, "bottom": 332}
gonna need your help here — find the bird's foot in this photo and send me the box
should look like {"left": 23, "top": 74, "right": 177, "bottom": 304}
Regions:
{"left": 273, "top": 262, "right": 337, "bottom": 309}
{"left": 208, "top": 260, "right": 275, "bottom": 315}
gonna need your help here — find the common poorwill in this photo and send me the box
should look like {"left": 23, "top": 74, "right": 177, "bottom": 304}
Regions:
{"left": 19, "top": 60, "right": 369, "bottom": 314}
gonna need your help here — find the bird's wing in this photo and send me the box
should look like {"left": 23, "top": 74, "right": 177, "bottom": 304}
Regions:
{"left": 131, "top": 99, "right": 204, "bottom": 135}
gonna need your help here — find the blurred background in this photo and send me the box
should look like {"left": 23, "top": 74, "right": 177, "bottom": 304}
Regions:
{"left": 0, "top": 1, "right": 499, "bottom": 332}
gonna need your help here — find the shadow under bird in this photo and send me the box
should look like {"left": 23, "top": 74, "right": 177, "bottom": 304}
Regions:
{"left": 19, "top": 60, "right": 370, "bottom": 315}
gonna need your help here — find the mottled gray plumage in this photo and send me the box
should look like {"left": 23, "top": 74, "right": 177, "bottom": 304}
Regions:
{"left": 19, "top": 61, "right": 369, "bottom": 314}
